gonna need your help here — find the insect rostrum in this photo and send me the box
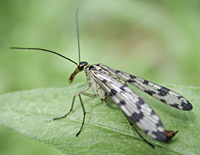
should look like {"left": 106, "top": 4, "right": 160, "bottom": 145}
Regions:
{"left": 10, "top": 8, "right": 192, "bottom": 148}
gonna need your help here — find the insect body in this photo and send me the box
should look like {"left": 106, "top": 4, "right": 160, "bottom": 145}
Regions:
{"left": 70, "top": 62, "right": 192, "bottom": 142}
{"left": 10, "top": 8, "right": 192, "bottom": 148}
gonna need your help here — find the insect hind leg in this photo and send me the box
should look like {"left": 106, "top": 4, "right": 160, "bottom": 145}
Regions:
{"left": 124, "top": 114, "right": 155, "bottom": 148}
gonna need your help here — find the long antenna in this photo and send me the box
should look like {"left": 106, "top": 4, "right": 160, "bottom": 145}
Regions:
{"left": 76, "top": 7, "right": 81, "bottom": 63}
{"left": 10, "top": 47, "right": 78, "bottom": 65}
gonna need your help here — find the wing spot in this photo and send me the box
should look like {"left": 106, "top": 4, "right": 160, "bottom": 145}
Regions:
{"left": 115, "top": 70, "right": 120, "bottom": 73}
{"left": 158, "top": 88, "right": 169, "bottom": 96}
{"left": 120, "top": 85, "right": 126, "bottom": 91}
{"left": 161, "top": 87, "right": 170, "bottom": 91}
{"left": 160, "top": 99, "right": 166, "bottom": 103}
{"left": 138, "top": 98, "right": 145, "bottom": 105}
{"left": 151, "top": 110, "right": 156, "bottom": 115}
{"left": 102, "top": 79, "right": 107, "bottom": 83}
{"left": 132, "top": 112, "right": 144, "bottom": 122}
{"left": 143, "top": 80, "right": 149, "bottom": 85}
{"left": 177, "top": 96, "right": 182, "bottom": 99}
{"left": 89, "top": 65, "right": 96, "bottom": 70}
{"left": 145, "top": 90, "right": 155, "bottom": 96}
{"left": 127, "top": 79, "right": 135, "bottom": 83}
{"left": 181, "top": 101, "right": 193, "bottom": 110}
{"left": 129, "top": 75, "right": 136, "bottom": 79}
{"left": 171, "top": 103, "right": 179, "bottom": 109}
{"left": 120, "top": 100, "right": 126, "bottom": 105}
{"left": 109, "top": 89, "right": 117, "bottom": 97}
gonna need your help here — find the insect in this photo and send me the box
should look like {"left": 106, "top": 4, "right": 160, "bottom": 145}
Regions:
{"left": 10, "top": 8, "right": 193, "bottom": 148}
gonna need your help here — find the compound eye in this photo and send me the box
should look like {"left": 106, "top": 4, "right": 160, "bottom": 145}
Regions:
{"left": 79, "top": 61, "right": 88, "bottom": 70}
{"left": 81, "top": 62, "right": 88, "bottom": 66}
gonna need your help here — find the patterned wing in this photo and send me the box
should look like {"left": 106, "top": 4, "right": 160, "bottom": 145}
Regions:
{"left": 89, "top": 67, "right": 167, "bottom": 141}
{"left": 100, "top": 64, "right": 192, "bottom": 111}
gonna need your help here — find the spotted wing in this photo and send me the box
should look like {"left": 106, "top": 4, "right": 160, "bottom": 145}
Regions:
{"left": 89, "top": 68, "right": 166, "bottom": 141}
{"left": 100, "top": 64, "right": 192, "bottom": 111}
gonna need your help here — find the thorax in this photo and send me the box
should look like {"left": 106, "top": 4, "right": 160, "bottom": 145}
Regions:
{"left": 84, "top": 64, "right": 109, "bottom": 99}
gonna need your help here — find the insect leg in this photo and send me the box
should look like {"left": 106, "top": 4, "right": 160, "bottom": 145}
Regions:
{"left": 75, "top": 90, "right": 99, "bottom": 136}
{"left": 80, "top": 92, "right": 98, "bottom": 98}
{"left": 104, "top": 95, "right": 110, "bottom": 102}
{"left": 53, "top": 85, "right": 98, "bottom": 136}
{"left": 53, "top": 85, "right": 92, "bottom": 120}
{"left": 75, "top": 94, "right": 86, "bottom": 136}
{"left": 124, "top": 114, "right": 155, "bottom": 148}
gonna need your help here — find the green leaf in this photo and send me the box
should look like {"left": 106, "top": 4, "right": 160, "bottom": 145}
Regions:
{"left": 0, "top": 83, "right": 199, "bottom": 155}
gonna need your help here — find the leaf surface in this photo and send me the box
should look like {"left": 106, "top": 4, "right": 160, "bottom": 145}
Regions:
{"left": 0, "top": 83, "right": 199, "bottom": 155}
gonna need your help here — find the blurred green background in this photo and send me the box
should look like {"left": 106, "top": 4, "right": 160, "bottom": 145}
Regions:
{"left": 0, "top": 0, "right": 200, "bottom": 154}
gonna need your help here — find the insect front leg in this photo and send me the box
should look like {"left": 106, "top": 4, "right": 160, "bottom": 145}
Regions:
{"left": 53, "top": 85, "right": 98, "bottom": 136}
{"left": 53, "top": 85, "right": 92, "bottom": 120}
